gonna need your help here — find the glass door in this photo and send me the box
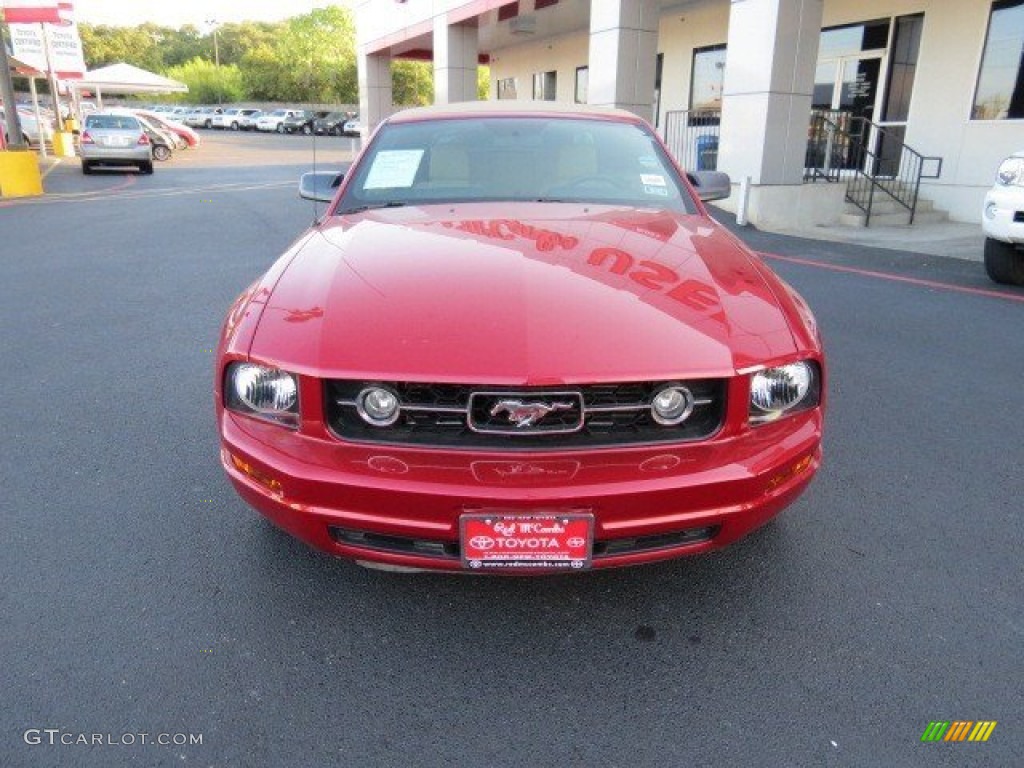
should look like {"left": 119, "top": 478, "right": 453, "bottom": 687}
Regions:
{"left": 812, "top": 54, "right": 886, "bottom": 172}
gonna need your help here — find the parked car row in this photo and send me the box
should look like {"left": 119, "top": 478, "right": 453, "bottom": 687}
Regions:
{"left": 78, "top": 108, "right": 201, "bottom": 174}
{"left": 0, "top": 104, "right": 56, "bottom": 146}
{"left": 149, "top": 104, "right": 362, "bottom": 136}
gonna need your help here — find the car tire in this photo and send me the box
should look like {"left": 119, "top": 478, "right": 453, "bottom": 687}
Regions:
{"left": 302, "top": 125, "right": 312, "bottom": 135}
{"left": 231, "top": 122, "right": 239, "bottom": 131}
{"left": 984, "top": 237, "right": 1024, "bottom": 286}
{"left": 331, "top": 125, "right": 342, "bottom": 136}
{"left": 204, "top": 119, "right": 212, "bottom": 129}
{"left": 82, "top": 161, "right": 93, "bottom": 175}
{"left": 153, "top": 145, "right": 171, "bottom": 161}
{"left": 140, "top": 161, "right": 154, "bottom": 175}
{"left": 276, "top": 124, "right": 285, "bottom": 134}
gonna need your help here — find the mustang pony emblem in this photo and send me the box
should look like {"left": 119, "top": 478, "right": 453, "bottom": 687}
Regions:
{"left": 490, "top": 399, "right": 574, "bottom": 428}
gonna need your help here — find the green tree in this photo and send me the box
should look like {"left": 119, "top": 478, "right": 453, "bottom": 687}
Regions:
{"left": 164, "top": 57, "right": 244, "bottom": 104}
{"left": 239, "top": 45, "right": 288, "bottom": 101}
{"left": 213, "top": 22, "right": 284, "bottom": 67}
{"left": 79, "top": 23, "right": 165, "bottom": 70}
{"left": 478, "top": 65, "right": 490, "bottom": 100}
{"left": 271, "top": 7, "right": 357, "bottom": 103}
{"left": 392, "top": 60, "right": 433, "bottom": 106}
{"left": 162, "top": 25, "right": 206, "bottom": 69}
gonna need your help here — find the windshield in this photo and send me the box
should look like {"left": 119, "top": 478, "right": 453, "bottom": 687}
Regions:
{"left": 336, "top": 116, "right": 696, "bottom": 213}
{"left": 86, "top": 115, "right": 139, "bottom": 130}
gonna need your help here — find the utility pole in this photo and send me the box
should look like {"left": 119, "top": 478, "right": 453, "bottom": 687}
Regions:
{"left": 205, "top": 19, "right": 220, "bottom": 105}
{"left": 0, "top": 19, "right": 28, "bottom": 149}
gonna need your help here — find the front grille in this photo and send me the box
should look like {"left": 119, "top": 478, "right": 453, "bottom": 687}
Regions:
{"left": 324, "top": 380, "right": 726, "bottom": 450}
{"left": 328, "top": 525, "right": 719, "bottom": 561}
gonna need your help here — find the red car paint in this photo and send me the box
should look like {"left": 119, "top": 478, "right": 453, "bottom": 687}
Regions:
{"left": 216, "top": 105, "right": 825, "bottom": 572}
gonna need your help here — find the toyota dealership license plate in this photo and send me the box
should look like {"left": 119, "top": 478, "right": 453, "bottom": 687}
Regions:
{"left": 460, "top": 513, "right": 594, "bottom": 571}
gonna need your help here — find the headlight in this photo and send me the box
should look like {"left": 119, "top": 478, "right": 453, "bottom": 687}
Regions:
{"left": 356, "top": 386, "right": 401, "bottom": 426}
{"left": 996, "top": 157, "right": 1024, "bottom": 187}
{"left": 225, "top": 363, "right": 299, "bottom": 427}
{"left": 650, "top": 384, "right": 695, "bottom": 425}
{"left": 749, "top": 362, "right": 818, "bottom": 425}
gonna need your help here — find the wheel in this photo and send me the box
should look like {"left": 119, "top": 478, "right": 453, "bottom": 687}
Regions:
{"left": 331, "top": 125, "right": 342, "bottom": 136}
{"left": 153, "top": 145, "right": 171, "bottom": 161}
{"left": 204, "top": 119, "right": 212, "bottom": 129}
{"left": 302, "top": 124, "right": 312, "bottom": 135}
{"left": 276, "top": 124, "right": 285, "bottom": 134}
{"left": 231, "top": 122, "right": 239, "bottom": 131}
{"left": 984, "top": 237, "right": 1024, "bottom": 285}
{"left": 82, "top": 161, "right": 93, "bottom": 175}
{"left": 140, "top": 161, "right": 154, "bottom": 175}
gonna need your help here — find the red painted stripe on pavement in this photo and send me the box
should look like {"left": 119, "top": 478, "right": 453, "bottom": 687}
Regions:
{"left": 759, "top": 251, "right": 1024, "bottom": 304}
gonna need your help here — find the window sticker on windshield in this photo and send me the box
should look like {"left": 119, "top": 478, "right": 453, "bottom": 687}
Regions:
{"left": 364, "top": 149, "right": 424, "bottom": 189}
{"left": 644, "top": 185, "right": 669, "bottom": 197}
{"left": 641, "top": 174, "right": 667, "bottom": 187}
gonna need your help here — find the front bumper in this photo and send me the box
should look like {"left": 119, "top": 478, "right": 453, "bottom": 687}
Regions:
{"left": 983, "top": 186, "right": 1024, "bottom": 244}
{"left": 219, "top": 408, "right": 823, "bottom": 572}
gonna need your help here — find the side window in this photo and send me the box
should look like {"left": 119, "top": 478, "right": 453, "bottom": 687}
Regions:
{"left": 973, "top": 0, "right": 1024, "bottom": 120}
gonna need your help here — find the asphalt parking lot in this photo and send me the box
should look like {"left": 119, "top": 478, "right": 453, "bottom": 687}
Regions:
{"left": 2, "top": 131, "right": 1022, "bottom": 767}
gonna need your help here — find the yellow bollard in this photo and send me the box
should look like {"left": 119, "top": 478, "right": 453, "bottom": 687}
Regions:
{"left": 52, "top": 131, "right": 77, "bottom": 157}
{"left": 0, "top": 149, "right": 44, "bottom": 197}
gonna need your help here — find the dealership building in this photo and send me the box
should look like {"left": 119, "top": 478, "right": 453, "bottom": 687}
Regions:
{"left": 353, "top": 0, "right": 1023, "bottom": 228}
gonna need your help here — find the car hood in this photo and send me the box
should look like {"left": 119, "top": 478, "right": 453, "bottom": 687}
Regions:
{"left": 250, "top": 203, "right": 798, "bottom": 382}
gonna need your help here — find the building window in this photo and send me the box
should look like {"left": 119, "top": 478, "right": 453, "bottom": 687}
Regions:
{"left": 973, "top": 0, "right": 1024, "bottom": 120}
{"left": 497, "top": 77, "right": 518, "bottom": 100}
{"left": 690, "top": 44, "right": 726, "bottom": 112}
{"left": 575, "top": 66, "right": 588, "bottom": 104}
{"left": 498, "top": 2, "right": 519, "bottom": 22}
{"left": 533, "top": 70, "right": 556, "bottom": 100}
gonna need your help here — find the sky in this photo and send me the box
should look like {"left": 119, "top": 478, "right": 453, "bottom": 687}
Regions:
{"left": 72, "top": 0, "right": 344, "bottom": 28}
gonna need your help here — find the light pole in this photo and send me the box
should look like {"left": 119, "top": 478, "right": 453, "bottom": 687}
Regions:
{"left": 205, "top": 19, "right": 221, "bottom": 104}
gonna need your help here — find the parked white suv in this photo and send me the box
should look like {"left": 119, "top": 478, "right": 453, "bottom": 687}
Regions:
{"left": 983, "top": 151, "right": 1024, "bottom": 285}
{"left": 256, "top": 109, "right": 301, "bottom": 133}
{"left": 212, "top": 108, "right": 261, "bottom": 130}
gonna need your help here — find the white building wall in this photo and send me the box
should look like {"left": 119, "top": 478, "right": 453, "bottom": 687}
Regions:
{"left": 488, "top": 31, "right": 590, "bottom": 103}
{"left": 655, "top": 0, "right": 731, "bottom": 123}
{"left": 359, "top": 0, "right": 1021, "bottom": 222}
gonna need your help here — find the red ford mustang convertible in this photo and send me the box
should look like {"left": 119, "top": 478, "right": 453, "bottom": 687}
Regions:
{"left": 215, "top": 103, "right": 825, "bottom": 573}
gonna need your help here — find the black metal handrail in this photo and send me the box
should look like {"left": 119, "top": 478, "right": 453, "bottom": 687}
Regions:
{"left": 662, "top": 109, "right": 720, "bottom": 172}
{"left": 805, "top": 109, "right": 942, "bottom": 226}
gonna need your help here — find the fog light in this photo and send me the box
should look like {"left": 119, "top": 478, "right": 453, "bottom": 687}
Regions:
{"left": 356, "top": 386, "right": 400, "bottom": 426}
{"left": 984, "top": 202, "right": 998, "bottom": 220}
{"left": 651, "top": 385, "right": 694, "bottom": 425}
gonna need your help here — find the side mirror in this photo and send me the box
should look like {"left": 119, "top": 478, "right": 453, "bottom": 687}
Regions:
{"left": 687, "top": 171, "right": 732, "bottom": 203}
{"left": 299, "top": 171, "right": 344, "bottom": 203}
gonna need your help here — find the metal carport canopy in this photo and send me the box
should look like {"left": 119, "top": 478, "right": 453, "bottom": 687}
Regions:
{"left": 69, "top": 62, "right": 188, "bottom": 107}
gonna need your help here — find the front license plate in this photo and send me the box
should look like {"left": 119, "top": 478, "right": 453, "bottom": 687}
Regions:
{"left": 460, "top": 513, "right": 593, "bottom": 571}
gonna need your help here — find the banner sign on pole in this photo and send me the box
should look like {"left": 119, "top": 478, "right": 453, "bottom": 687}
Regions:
{"left": 7, "top": 16, "right": 85, "bottom": 79}
{"left": 1, "top": 1, "right": 62, "bottom": 24}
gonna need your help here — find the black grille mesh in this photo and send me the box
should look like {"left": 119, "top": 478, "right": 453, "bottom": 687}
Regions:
{"left": 324, "top": 379, "right": 726, "bottom": 450}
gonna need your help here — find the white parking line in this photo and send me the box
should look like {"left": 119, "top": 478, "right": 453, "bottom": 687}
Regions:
{"left": 2, "top": 179, "right": 293, "bottom": 207}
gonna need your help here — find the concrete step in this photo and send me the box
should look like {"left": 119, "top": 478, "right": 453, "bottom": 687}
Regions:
{"left": 844, "top": 198, "right": 935, "bottom": 216}
{"left": 839, "top": 208, "right": 949, "bottom": 228}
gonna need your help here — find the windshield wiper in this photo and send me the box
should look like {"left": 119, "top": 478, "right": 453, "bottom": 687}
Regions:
{"left": 337, "top": 201, "right": 407, "bottom": 214}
